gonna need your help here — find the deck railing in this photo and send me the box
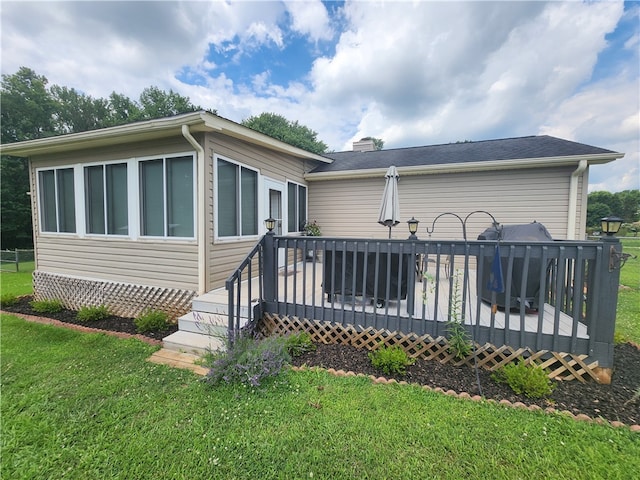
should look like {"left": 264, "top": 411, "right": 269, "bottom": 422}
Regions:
{"left": 226, "top": 234, "right": 622, "bottom": 369}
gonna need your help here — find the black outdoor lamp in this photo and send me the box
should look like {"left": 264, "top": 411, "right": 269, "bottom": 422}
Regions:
{"left": 264, "top": 217, "right": 276, "bottom": 234}
{"left": 407, "top": 217, "right": 419, "bottom": 240}
{"left": 600, "top": 216, "right": 623, "bottom": 236}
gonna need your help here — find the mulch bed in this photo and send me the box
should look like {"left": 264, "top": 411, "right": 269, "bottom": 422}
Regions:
{"left": 3, "top": 295, "right": 639, "bottom": 427}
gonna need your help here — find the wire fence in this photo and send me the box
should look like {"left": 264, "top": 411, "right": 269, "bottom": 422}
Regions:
{"left": 0, "top": 249, "right": 35, "bottom": 272}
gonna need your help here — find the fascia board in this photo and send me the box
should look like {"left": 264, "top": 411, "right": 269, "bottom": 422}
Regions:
{"left": 304, "top": 153, "right": 624, "bottom": 181}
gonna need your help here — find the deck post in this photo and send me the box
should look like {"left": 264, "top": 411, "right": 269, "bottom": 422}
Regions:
{"left": 591, "top": 236, "right": 622, "bottom": 382}
{"left": 263, "top": 233, "right": 276, "bottom": 305}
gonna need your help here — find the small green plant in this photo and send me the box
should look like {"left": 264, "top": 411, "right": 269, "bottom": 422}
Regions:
{"left": 30, "top": 299, "right": 64, "bottom": 314}
{"left": 368, "top": 344, "right": 415, "bottom": 375}
{"left": 285, "top": 332, "right": 316, "bottom": 357}
{"left": 134, "top": 309, "right": 169, "bottom": 333}
{"left": 77, "top": 304, "right": 110, "bottom": 322}
{"left": 447, "top": 321, "right": 472, "bottom": 360}
{"left": 0, "top": 293, "right": 19, "bottom": 308}
{"left": 303, "top": 220, "right": 321, "bottom": 236}
{"left": 492, "top": 360, "right": 556, "bottom": 398}
{"left": 445, "top": 270, "right": 473, "bottom": 360}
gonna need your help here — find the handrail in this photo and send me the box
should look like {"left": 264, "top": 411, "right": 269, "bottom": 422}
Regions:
{"left": 225, "top": 236, "right": 266, "bottom": 340}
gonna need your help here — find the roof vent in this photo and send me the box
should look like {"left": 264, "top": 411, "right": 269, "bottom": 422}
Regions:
{"left": 353, "top": 138, "right": 375, "bottom": 152}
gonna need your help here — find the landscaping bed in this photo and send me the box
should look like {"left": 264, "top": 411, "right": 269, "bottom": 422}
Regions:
{"left": 2, "top": 295, "right": 178, "bottom": 341}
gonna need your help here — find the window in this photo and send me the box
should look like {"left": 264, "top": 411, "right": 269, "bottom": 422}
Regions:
{"left": 287, "top": 182, "right": 307, "bottom": 233}
{"left": 38, "top": 168, "right": 76, "bottom": 233}
{"left": 84, "top": 163, "right": 128, "bottom": 235}
{"left": 139, "top": 155, "right": 194, "bottom": 237}
{"left": 217, "top": 158, "right": 258, "bottom": 237}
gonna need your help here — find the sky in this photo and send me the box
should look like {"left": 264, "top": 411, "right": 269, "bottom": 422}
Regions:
{"left": 1, "top": 0, "right": 638, "bottom": 193}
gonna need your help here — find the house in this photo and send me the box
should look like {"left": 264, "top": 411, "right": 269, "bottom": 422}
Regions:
{"left": 0, "top": 111, "right": 624, "bottom": 320}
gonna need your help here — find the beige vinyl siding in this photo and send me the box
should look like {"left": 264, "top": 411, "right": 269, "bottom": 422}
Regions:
{"left": 204, "top": 133, "right": 316, "bottom": 289}
{"left": 308, "top": 166, "right": 576, "bottom": 241}
{"left": 35, "top": 237, "right": 198, "bottom": 290}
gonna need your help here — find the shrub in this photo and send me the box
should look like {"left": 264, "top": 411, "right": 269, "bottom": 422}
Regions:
{"left": 0, "top": 293, "right": 18, "bottom": 308}
{"left": 492, "top": 360, "right": 556, "bottom": 398}
{"left": 134, "top": 309, "right": 169, "bottom": 333}
{"left": 205, "top": 332, "right": 291, "bottom": 387}
{"left": 284, "top": 332, "right": 316, "bottom": 357}
{"left": 77, "top": 305, "right": 110, "bottom": 322}
{"left": 30, "top": 299, "right": 64, "bottom": 314}
{"left": 368, "top": 344, "right": 415, "bottom": 376}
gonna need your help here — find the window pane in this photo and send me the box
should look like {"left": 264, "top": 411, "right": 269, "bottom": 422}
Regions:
{"left": 298, "top": 185, "right": 307, "bottom": 231}
{"left": 217, "top": 160, "right": 237, "bottom": 237}
{"left": 167, "top": 156, "right": 193, "bottom": 237}
{"left": 240, "top": 167, "right": 257, "bottom": 236}
{"left": 287, "top": 183, "right": 296, "bottom": 232}
{"left": 106, "top": 163, "right": 128, "bottom": 235}
{"left": 57, "top": 168, "right": 76, "bottom": 233}
{"left": 85, "top": 165, "right": 105, "bottom": 234}
{"left": 39, "top": 170, "right": 57, "bottom": 232}
{"left": 140, "top": 160, "right": 164, "bottom": 236}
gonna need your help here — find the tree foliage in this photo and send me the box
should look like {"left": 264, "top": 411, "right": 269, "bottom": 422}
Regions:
{"left": 587, "top": 190, "right": 640, "bottom": 229}
{"left": 0, "top": 66, "right": 205, "bottom": 249}
{"left": 241, "top": 112, "right": 327, "bottom": 154}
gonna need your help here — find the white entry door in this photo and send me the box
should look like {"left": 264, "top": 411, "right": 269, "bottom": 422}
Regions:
{"left": 264, "top": 178, "right": 286, "bottom": 266}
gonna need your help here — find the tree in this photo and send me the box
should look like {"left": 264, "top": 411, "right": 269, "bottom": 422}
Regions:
{"left": 586, "top": 202, "right": 611, "bottom": 229}
{"left": 617, "top": 190, "right": 640, "bottom": 223}
{"left": 50, "top": 85, "right": 112, "bottom": 134}
{"left": 1, "top": 67, "right": 57, "bottom": 143}
{"left": 107, "top": 92, "right": 142, "bottom": 126}
{"left": 242, "top": 112, "right": 327, "bottom": 154}
{"left": 137, "top": 86, "right": 201, "bottom": 120}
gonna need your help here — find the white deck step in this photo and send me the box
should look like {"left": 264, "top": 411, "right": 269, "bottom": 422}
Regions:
{"left": 162, "top": 330, "right": 225, "bottom": 356}
{"left": 178, "top": 311, "right": 229, "bottom": 336}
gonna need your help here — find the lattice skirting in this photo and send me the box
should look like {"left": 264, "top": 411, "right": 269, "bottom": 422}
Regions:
{"left": 33, "top": 271, "right": 196, "bottom": 320}
{"left": 259, "top": 313, "right": 601, "bottom": 383}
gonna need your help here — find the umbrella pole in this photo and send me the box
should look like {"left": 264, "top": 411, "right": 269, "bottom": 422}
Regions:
{"left": 388, "top": 226, "right": 391, "bottom": 239}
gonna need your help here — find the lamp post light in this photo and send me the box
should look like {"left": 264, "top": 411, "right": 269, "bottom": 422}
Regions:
{"left": 600, "top": 216, "right": 623, "bottom": 237}
{"left": 407, "top": 217, "right": 419, "bottom": 240}
{"left": 264, "top": 217, "right": 276, "bottom": 234}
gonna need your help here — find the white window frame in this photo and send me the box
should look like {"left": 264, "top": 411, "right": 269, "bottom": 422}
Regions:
{"left": 214, "top": 155, "right": 261, "bottom": 241}
{"left": 286, "top": 180, "right": 308, "bottom": 234}
{"left": 82, "top": 160, "right": 130, "bottom": 237}
{"left": 35, "top": 166, "right": 78, "bottom": 235}
{"left": 138, "top": 152, "right": 197, "bottom": 240}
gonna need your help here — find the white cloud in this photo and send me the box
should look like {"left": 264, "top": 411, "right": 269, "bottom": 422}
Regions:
{"left": 1, "top": 0, "right": 636, "bottom": 192}
{"left": 285, "top": 0, "right": 333, "bottom": 42}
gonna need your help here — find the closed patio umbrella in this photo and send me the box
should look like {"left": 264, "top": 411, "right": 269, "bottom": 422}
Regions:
{"left": 378, "top": 165, "right": 400, "bottom": 238}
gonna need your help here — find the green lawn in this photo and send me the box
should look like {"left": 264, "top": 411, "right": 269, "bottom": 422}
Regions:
{"left": 617, "top": 238, "right": 640, "bottom": 343}
{"left": 1, "top": 315, "right": 638, "bottom": 480}
{"left": 0, "top": 261, "right": 34, "bottom": 297}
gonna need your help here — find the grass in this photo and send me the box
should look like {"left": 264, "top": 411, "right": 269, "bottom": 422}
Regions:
{"left": 0, "top": 261, "right": 34, "bottom": 297}
{"left": 1, "top": 315, "right": 640, "bottom": 479}
{"left": 616, "top": 238, "right": 640, "bottom": 343}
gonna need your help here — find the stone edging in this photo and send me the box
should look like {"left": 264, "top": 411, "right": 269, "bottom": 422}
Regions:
{"left": 290, "top": 365, "right": 640, "bottom": 433}
{"left": 1, "top": 310, "right": 162, "bottom": 346}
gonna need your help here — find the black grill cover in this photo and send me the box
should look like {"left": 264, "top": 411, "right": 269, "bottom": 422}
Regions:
{"left": 478, "top": 222, "right": 553, "bottom": 309}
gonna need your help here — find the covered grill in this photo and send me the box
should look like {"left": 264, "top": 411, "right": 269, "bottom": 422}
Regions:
{"left": 478, "top": 222, "right": 553, "bottom": 310}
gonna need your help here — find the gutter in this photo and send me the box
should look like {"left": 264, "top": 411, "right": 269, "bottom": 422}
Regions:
{"left": 567, "top": 159, "right": 588, "bottom": 240}
{"left": 182, "top": 125, "right": 207, "bottom": 295}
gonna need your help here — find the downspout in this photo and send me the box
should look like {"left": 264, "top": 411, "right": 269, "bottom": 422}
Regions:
{"left": 567, "top": 159, "right": 588, "bottom": 240}
{"left": 182, "top": 125, "right": 206, "bottom": 294}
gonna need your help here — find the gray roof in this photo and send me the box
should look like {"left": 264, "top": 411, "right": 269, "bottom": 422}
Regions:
{"left": 312, "top": 135, "right": 619, "bottom": 173}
